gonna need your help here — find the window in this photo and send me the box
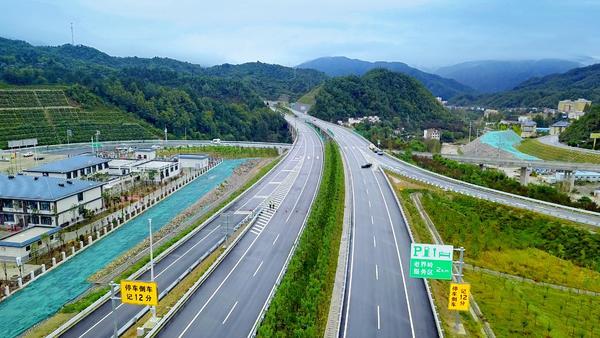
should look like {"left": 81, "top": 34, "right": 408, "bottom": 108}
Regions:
{"left": 67, "top": 172, "right": 72, "bottom": 179}
{"left": 30, "top": 216, "right": 39, "bottom": 224}
{"left": 3, "top": 200, "right": 13, "bottom": 209}
{"left": 4, "top": 214, "right": 15, "bottom": 222}
{"left": 40, "top": 202, "right": 51, "bottom": 211}
{"left": 80, "top": 169, "right": 84, "bottom": 176}
{"left": 78, "top": 192, "right": 84, "bottom": 202}
{"left": 25, "top": 245, "right": 30, "bottom": 252}
{"left": 27, "top": 201, "right": 38, "bottom": 210}
{"left": 40, "top": 216, "right": 52, "bottom": 225}
{"left": 73, "top": 171, "right": 78, "bottom": 178}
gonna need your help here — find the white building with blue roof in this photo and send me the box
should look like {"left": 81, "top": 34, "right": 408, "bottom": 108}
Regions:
{"left": 0, "top": 174, "right": 104, "bottom": 230}
{"left": 24, "top": 155, "right": 110, "bottom": 180}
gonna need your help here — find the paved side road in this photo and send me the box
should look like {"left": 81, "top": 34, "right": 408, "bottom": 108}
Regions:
{"left": 57, "top": 118, "right": 313, "bottom": 338}
{"left": 154, "top": 116, "right": 324, "bottom": 338}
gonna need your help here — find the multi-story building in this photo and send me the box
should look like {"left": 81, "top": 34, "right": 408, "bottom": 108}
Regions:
{"left": 549, "top": 121, "right": 570, "bottom": 135}
{"left": 0, "top": 174, "right": 104, "bottom": 230}
{"left": 558, "top": 99, "right": 591, "bottom": 119}
{"left": 423, "top": 128, "right": 441, "bottom": 140}
{"left": 520, "top": 121, "right": 537, "bottom": 138}
{"left": 24, "top": 155, "right": 110, "bottom": 180}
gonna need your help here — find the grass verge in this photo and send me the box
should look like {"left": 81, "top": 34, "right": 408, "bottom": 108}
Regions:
{"left": 258, "top": 141, "right": 344, "bottom": 337}
{"left": 159, "top": 145, "right": 279, "bottom": 158}
{"left": 517, "top": 138, "right": 600, "bottom": 164}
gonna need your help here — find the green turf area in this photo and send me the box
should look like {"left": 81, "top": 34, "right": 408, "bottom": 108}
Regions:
{"left": 297, "top": 85, "right": 321, "bottom": 106}
{"left": 387, "top": 175, "right": 600, "bottom": 337}
{"left": 0, "top": 89, "right": 161, "bottom": 148}
{"left": 159, "top": 145, "right": 279, "bottom": 159}
{"left": 259, "top": 141, "right": 344, "bottom": 337}
{"left": 466, "top": 271, "right": 600, "bottom": 337}
{"left": 517, "top": 138, "right": 600, "bottom": 164}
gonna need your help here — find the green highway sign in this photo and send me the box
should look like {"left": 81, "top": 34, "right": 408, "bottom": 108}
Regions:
{"left": 410, "top": 243, "right": 453, "bottom": 280}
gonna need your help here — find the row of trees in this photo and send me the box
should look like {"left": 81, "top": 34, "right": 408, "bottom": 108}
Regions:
{"left": 560, "top": 105, "right": 600, "bottom": 149}
{"left": 411, "top": 154, "right": 600, "bottom": 212}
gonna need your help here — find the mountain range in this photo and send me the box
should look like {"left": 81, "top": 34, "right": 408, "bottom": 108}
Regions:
{"left": 435, "top": 59, "right": 583, "bottom": 93}
{"left": 297, "top": 56, "right": 474, "bottom": 100}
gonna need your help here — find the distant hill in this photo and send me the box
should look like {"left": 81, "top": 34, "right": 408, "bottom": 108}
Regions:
{"left": 297, "top": 56, "right": 473, "bottom": 100}
{"left": 0, "top": 37, "right": 321, "bottom": 143}
{"left": 559, "top": 105, "right": 600, "bottom": 149}
{"left": 450, "top": 63, "right": 600, "bottom": 108}
{"left": 436, "top": 59, "right": 582, "bottom": 93}
{"left": 310, "top": 69, "right": 463, "bottom": 133}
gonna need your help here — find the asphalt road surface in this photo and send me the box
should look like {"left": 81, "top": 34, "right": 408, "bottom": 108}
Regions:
{"left": 153, "top": 116, "right": 323, "bottom": 338}
{"left": 58, "top": 116, "right": 319, "bottom": 338}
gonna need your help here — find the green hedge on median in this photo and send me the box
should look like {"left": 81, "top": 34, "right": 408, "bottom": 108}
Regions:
{"left": 258, "top": 140, "right": 345, "bottom": 337}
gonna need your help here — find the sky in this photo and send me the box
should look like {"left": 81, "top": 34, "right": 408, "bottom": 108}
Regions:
{"left": 1, "top": 0, "right": 599, "bottom": 69}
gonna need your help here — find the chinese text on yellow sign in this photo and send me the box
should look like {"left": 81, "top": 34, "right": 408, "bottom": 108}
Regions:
{"left": 448, "top": 283, "right": 470, "bottom": 311}
{"left": 120, "top": 280, "right": 158, "bottom": 306}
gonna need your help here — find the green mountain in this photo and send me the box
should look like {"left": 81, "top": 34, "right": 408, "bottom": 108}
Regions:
{"left": 0, "top": 37, "right": 328, "bottom": 142}
{"left": 450, "top": 63, "right": 600, "bottom": 108}
{"left": 436, "top": 59, "right": 582, "bottom": 93}
{"left": 310, "top": 69, "right": 463, "bottom": 133}
{"left": 559, "top": 105, "right": 600, "bottom": 149}
{"left": 297, "top": 56, "right": 474, "bottom": 100}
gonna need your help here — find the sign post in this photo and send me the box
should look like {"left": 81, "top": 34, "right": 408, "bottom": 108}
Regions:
{"left": 591, "top": 133, "right": 600, "bottom": 150}
{"left": 409, "top": 243, "right": 453, "bottom": 280}
{"left": 110, "top": 281, "right": 119, "bottom": 338}
{"left": 149, "top": 218, "right": 156, "bottom": 321}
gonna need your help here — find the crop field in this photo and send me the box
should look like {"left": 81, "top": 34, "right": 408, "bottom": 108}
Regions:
{"left": 517, "top": 138, "right": 600, "bottom": 164}
{"left": 0, "top": 89, "right": 70, "bottom": 108}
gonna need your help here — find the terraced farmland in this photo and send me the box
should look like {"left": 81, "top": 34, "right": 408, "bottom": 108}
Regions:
{"left": 517, "top": 138, "right": 600, "bottom": 164}
{"left": 0, "top": 89, "right": 161, "bottom": 148}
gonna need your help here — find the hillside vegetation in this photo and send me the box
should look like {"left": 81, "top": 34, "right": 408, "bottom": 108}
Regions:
{"left": 559, "top": 105, "right": 600, "bottom": 149}
{"left": 450, "top": 63, "right": 600, "bottom": 108}
{"left": 0, "top": 89, "right": 159, "bottom": 148}
{"left": 517, "top": 138, "right": 600, "bottom": 163}
{"left": 298, "top": 56, "right": 473, "bottom": 99}
{"left": 0, "top": 37, "right": 326, "bottom": 142}
{"left": 310, "top": 69, "right": 463, "bottom": 133}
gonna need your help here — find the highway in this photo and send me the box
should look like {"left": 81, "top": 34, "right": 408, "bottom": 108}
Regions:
{"left": 151, "top": 115, "right": 323, "bottom": 337}
{"left": 306, "top": 116, "right": 438, "bottom": 338}
{"left": 54, "top": 116, "right": 319, "bottom": 338}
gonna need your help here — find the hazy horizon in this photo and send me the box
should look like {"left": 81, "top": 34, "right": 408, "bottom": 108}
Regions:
{"left": 1, "top": 0, "right": 599, "bottom": 69}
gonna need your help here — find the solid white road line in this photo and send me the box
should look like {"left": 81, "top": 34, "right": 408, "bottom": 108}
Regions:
{"left": 377, "top": 305, "right": 381, "bottom": 330}
{"left": 272, "top": 233, "right": 280, "bottom": 246}
{"left": 341, "top": 141, "right": 357, "bottom": 338}
{"left": 222, "top": 301, "right": 238, "bottom": 325}
{"left": 253, "top": 261, "right": 263, "bottom": 277}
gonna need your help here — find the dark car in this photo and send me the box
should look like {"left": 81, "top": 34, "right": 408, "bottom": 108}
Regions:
{"left": 361, "top": 163, "right": 372, "bottom": 169}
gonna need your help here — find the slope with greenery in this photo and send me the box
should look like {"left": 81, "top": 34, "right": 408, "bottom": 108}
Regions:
{"left": 0, "top": 37, "right": 326, "bottom": 143}
{"left": 559, "top": 105, "right": 600, "bottom": 149}
{"left": 436, "top": 59, "right": 581, "bottom": 93}
{"left": 298, "top": 56, "right": 473, "bottom": 99}
{"left": 258, "top": 141, "right": 344, "bottom": 337}
{"left": 310, "top": 69, "right": 465, "bottom": 134}
{"left": 450, "top": 63, "right": 600, "bottom": 108}
{"left": 517, "top": 138, "right": 600, "bottom": 163}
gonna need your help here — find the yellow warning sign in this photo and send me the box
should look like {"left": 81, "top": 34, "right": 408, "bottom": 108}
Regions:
{"left": 120, "top": 280, "right": 158, "bottom": 306}
{"left": 448, "top": 283, "right": 470, "bottom": 311}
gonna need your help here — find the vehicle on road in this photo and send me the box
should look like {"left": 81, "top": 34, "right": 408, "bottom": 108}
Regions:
{"left": 212, "top": 138, "right": 221, "bottom": 144}
{"left": 361, "top": 162, "right": 372, "bottom": 168}
{"left": 151, "top": 144, "right": 163, "bottom": 150}
{"left": 377, "top": 150, "right": 384, "bottom": 155}
{"left": 22, "top": 151, "right": 33, "bottom": 157}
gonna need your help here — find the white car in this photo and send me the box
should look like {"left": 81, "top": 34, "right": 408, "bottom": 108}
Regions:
{"left": 22, "top": 151, "right": 33, "bottom": 157}
{"left": 212, "top": 138, "right": 221, "bottom": 144}
{"left": 151, "top": 144, "right": 163, "bottom": 150}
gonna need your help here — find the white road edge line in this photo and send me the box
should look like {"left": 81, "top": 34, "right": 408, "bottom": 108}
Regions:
{"left": 222, "top": 301, "right": 238, "bottom": 325}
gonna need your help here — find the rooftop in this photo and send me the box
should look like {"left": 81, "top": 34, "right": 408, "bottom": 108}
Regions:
{"left": 25, "top": 155, "right": 109, "bottom": 174}
{"left": 134, "top": 160, "right": 176, "bottom": 170}
{"left": 136, "top": 148, "right": 155, "bottom": 153}
{"left": 178, "top": 154, "right": 208, "bottom": 159}
{"left": 521, "top": 121, "right": 537, "bottom": 127}
{"left": 551, "top": 121, "right": 570, "bottom": 127}
{"left": 0, "top": 226, "right": 59, "bottom": 247}
{"left": 0, "top": 174, "right": 103, "bottom": 201}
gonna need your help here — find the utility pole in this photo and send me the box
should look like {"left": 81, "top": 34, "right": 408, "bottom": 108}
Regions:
{"left": 454, "top": 247, "right": 465, "bottom": 332}
{"left": 110, "top": 281, "right": 119, "bottom": 338}
{"left": 164, "top": 127, "right": 168, "bottom": 147}
{"left": 148, "top": 218, "right": 156, "bottom": 321}
{"left": 468, "top": 121, "right": 472, "bottom": 142}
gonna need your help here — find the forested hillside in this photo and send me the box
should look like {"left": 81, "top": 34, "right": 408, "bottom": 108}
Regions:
{"left": 450, "top": 63, "right": 600, "bottom": 108}
{"left": 559, "top": 105, "right": 600, "bottom": 149}
{"left": 0, "top": 37, "right": 327, "bottom": 142}
{"left": 297, "top": 56, "right": 474, "bottom": 100}
{"left": 310, "top": 69, "right": 464, "bottom": 134}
